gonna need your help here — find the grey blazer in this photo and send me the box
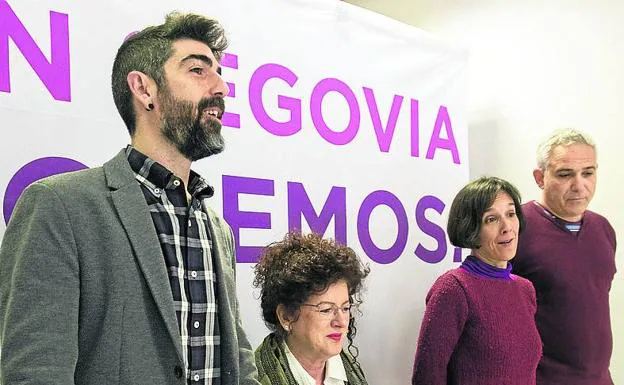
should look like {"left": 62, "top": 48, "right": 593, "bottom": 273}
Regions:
{"left": 0, "top": 150, "right": 260, "bottom": 385}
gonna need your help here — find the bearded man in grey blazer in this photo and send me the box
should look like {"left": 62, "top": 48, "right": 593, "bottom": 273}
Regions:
{"left": 0, "top": 12, "right": 260, "bottom": 385}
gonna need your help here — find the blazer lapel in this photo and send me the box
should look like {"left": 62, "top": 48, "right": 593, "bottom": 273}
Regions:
{"left": 104, "top": 150, "right": 184, "bottom": 362}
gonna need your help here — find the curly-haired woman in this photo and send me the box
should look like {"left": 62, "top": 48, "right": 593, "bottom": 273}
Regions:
{"left": 253, "top": 232, "right": 370, "bottom": 385}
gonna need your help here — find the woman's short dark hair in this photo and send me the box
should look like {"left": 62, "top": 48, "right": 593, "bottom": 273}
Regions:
{"left": 253, "top": 231, "right": 370, "bottom": 357}
{"left": 447, "top": 176, "right": 525, "bottom": 249}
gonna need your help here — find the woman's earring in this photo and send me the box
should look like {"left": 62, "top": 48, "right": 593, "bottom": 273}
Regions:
{"left": 146, "top": 103, "right": 154, "bottom": 111}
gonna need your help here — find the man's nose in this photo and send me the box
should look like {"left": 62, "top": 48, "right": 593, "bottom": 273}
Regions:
{"left": 570, "top": 174, "right": 583, "bottom": 191}
{"left": 208, "top": 72, "right": 229, "bottom": 97}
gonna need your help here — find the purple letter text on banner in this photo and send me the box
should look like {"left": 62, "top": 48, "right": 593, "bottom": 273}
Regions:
{"left": 357, "top": 190, "right": 408, "bottom": 264}
{"left": 426, "top": 105, "right": 460, "bottom": 164}
{"left": 4, "top": 157, "right": 87, "bottom": 224}
{"left": 0, "top": 1, "right": 71, "bottom": 101}
{"left": 249, "top": 63, "right": 301, "bottom": 136}
{"left": 414, "top": 195, "right": 447, "bottom": 263}
{"left": 287, "top": 182, "right": 347, "bottom": 244}
{"left": 310, "top": 78, "right": 360, "bottom": 145}
{"left": 222, "top": 174, "right": 274, "bottom": 263}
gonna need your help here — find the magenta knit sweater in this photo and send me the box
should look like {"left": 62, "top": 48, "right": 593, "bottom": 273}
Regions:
{"left": 411, "top": 268, "right": 542, "bottom": 385}
{"left": 513, "top": 201, "right": 617, "bottom": 385}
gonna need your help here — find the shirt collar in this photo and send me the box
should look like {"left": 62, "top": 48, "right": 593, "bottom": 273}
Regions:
{"left": 283, "top": 341, "right": 347, "bottom": 385}
{"left": 325, "top": 354, "right": 348, "bottom": 383}
{"left": 532, "top": 201, "right": 582, "bottom": 232}
{"left": 125, "top": 145, "right": 214, "bottom": 199}
{"left": 460, "top": 255, "right": 512, "bottom": 280}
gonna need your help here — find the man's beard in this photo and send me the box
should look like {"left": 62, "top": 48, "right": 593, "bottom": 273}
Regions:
{"left": 159, "top": 86, "right": 226, "bottom": 161}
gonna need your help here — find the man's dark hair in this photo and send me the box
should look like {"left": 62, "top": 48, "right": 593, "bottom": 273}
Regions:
{"left": 447, "top": 176, "right": 525, "bottom": 249}
{"left": 111, "top": 12, "right": 228, "bottom": 135}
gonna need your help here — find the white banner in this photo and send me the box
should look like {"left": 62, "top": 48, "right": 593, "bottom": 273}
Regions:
{"left": 0, "top": 0, "right": 469, "bottom": 383}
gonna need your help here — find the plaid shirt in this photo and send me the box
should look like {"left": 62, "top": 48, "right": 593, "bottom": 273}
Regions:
{"left": 126, "top": 146, "right": 221, "bottom": 385}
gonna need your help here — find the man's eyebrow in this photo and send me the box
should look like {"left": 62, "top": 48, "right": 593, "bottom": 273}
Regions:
{"left": 555, "top": 166, "right": 596, "bottom": 172}
{"left": 180, "top": 54, "right": 222, "bottom": 74}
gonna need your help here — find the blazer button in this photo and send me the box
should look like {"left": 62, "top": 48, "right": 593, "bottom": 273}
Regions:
{"left": 174, "top": 365, "right": 183, "bottom": 379}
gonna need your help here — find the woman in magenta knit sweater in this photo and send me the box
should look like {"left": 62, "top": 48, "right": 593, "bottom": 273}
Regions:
{"left": 411, "top": 176, "right": 542, "bottom": 385}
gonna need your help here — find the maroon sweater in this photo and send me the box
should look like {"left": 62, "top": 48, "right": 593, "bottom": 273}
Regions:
{"left": 513, "top": 201, "right": 617, "bottom": 385}
{"left": 411, "top": 268, "right": 542, "bottom": 385}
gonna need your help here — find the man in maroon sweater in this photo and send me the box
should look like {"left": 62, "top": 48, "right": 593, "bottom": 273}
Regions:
{"left": 513, "top": 128, "right": 617, "bottom": 385}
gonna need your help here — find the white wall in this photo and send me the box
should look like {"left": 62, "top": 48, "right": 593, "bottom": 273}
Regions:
{"left": 345, "top": 0, "right": 624, "bottom": 383}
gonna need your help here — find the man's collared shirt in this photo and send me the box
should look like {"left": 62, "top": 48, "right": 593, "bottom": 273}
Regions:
{"left": 283, "top": 341, "right": 348, "bottom": 385}
{"left": 126, "top": 146, "right": 221, "bottom": 385}
{"left": 532, "top": 201, "right": 583, "bottom": 232}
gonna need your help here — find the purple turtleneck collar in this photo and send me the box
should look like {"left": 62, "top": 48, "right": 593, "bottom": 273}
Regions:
{"left": 460, "top": 255, "right": 513, "bottom": 280}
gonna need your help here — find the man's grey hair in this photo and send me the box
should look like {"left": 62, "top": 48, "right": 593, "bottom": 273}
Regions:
{"left": 536, "top": 128, "right": 596, "bottom": 170}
